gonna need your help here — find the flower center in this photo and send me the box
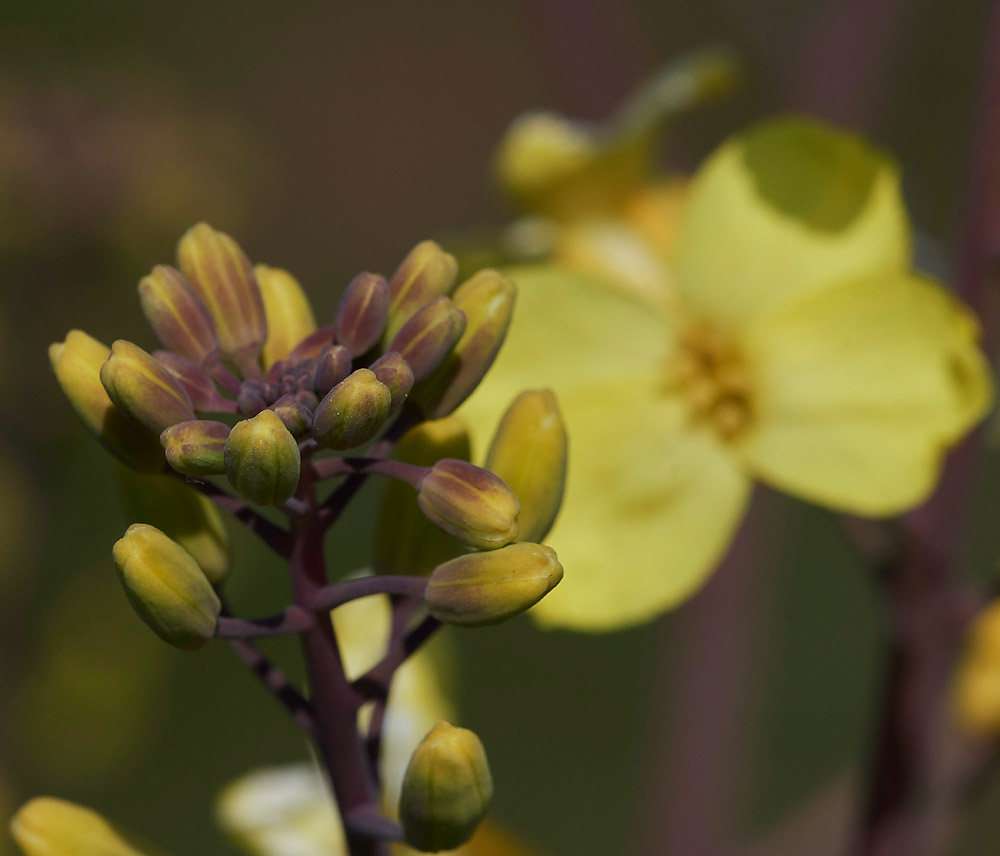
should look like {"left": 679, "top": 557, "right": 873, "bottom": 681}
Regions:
{"left": 666, "top": 323, "right": 755, "bottom": 442}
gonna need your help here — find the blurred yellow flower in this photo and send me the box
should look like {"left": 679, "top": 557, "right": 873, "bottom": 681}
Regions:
{"left": 465, "top": 116, "right": 992, "bottom": 631}
{"left": 952, "top": 598, "right": 1000, "bottom": 734}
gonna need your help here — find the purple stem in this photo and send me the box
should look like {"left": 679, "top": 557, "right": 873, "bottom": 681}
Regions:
{"left": 313, "top": 457, "right": 428, "bottom": 486}
{"left": 308, "top": 576, "right": 429, "bottom": 612}
{"left": 205, "top": 356, "right": 242, "bottom": 395}
{"left": 216, "top": 606, "right": 314, "bottom": 639}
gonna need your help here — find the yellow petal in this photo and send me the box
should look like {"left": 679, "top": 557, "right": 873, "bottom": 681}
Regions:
{"left": 257, "top": 265, "right": 317, "bottom": 368}
{"left": 741, "top": 273, "right": 992, "bottom": 515}
{"left": 674, "top": 117, "right": 910, "bottom": 326}
{"left": 11, "top": 797, "right": 150, "bottom": 856}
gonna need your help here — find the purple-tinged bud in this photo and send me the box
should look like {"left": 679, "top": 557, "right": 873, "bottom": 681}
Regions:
{"left": 237, "top": 381, "right": 268, "bottom": 416}
{"left": 224, "top": 410, "right": 301, "bottom": 506}
{"left": 266, "top": 358, "right": 291, "bottom": 384}
{"left": 271, "top": 394, "right": 313, "bottom": 438}
{"left": 425, "top": 542, "right": 563, "bottom": 626}
{"left": 312, "top": 368, "right": 391, "bottom": 450}
{"left": 336, "top": 271, "right": 389, "bottom": 356}
{"left": 416, "top": 270, "right": 517, "bottom": 418}
{"left": 386, "top": 296, "right": 466, "bottom": 382}
{"left": 417, "top": 459, "right": 519, "bottom": 550}
{"left": 177, "top": 223, "right": 267, "bottom": 371}
{"left": 313, "top": 344, "right": 352, "bottom": 396}
{"left": 385, "top": 240, "right": 459, "bottom": 341}
{"left": 160, "top": 419, "right": 230, "bottom": 478}
{"left": 153, "top": 350, "right": 229, "bottom": 413}
{"left": 287, "top": 325, "right": 336, "bottom": 362}
{"left": 100, "top": 340, "right": 195, "bottom": 434}
{"left": 370, "top": 351, "right": 414, "bottom": 415}
{"left": 295, "top": 389, "right": 318, "bottom": 410}
{"left": 138, "top": 264, "right": 219, "bottom": 366}
{"left": 256, "top": 264, "right": 317, "bottom": 369}
{"left": 49, "top": 330, "right": 164, "bottom": 472}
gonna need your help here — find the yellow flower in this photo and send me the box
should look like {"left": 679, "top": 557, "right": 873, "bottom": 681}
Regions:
{"left": 464, "top": 117, "right": 992, "bottom": 631}
{"left": 952, "top": 598, "right": 1000, "bottom": 734}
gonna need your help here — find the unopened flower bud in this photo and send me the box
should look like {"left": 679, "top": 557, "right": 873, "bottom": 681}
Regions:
{"left": 160, "top": 419, "right": 230, "bottom": 478}
{"left": 257, "top": 264, "right": 317, "bottom": 369}
{"left": 336, "top": 271, "right": 389, "bottom": 356}
{"left": 138, "top": 264, "right": 219, "bottom": 366}
{"left": 416, "top": 270, "right": 516, "bottom": 418}
{"left": 399, "top": 721, "right": 493, "bottom": 853}
{"left": 485, "top": 390, "right": 567, "bottom": 543}
{"left": 370, "top": 351, "right": 414, "bottom": 415}
{"left": 313, "top": 344, "right": 352, "bottom": 396}
{"left": 112, "top": 523, "right": 221, "bottom": 650}
{"left": 313, "top": 368, "right": 391, "bottom": 450}
{"left": 224, "top": 410, "right": 302, "bottom": 505}
{"left": 49, "top": 330, "right": 164, "bottom": 472}
{"left": 153, "top": 350, "right": 227, "bottom": 412}
{"left": 101, "top": 340, "right": 195, "bottom": 434}
{"left": 287, "top": 325, "right": 336, "bottom": 362}
{"left": 11, "top": 796, "right": 150, "bottom": 856}
{"left": 417, "top": 459, "right": 519, "bottom": 550}
{"left": 386, "top": 296, "right": 466, "bottom": 381}
{"left": 426, "top": 542, "right": 563, "bottom": 626}
{"left": 177, "top": 223, "right": 267, "bottom": 370}
{"left": 237, "top": 381, "right": 268, "bottom": 416}
{"left": 385, "top": 240, "right": 458, "bottom": 341}
{"left": 271, "top": 394, "right": 313, "bottom": 438}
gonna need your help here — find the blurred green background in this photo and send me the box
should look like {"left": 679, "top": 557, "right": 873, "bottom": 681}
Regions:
{"left": 2, "top": 1, "right": 999, "bottom": 854}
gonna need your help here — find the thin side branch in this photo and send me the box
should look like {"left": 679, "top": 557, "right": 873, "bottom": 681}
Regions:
{"left": 227, "top": 637, "right": 317, "bottom": 739}
{"left": 216, "top": 605, "right": 314, "bottom": 639}
{"left": 308, "top": 576, "right": 429, "bottom": 612}
{"left": 312, "top": 456, "right": 427, "bottom": 486}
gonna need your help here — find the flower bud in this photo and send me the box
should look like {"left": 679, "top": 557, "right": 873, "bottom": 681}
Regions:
{"left": 287, "top": 325, "right": 336, "bottom": 362}
{"left": 49, "top": 330, "right": 164, "bottom": 472}
{"left": 11, "top": 796, "right": 149, "bottom": 856}
{"left": 138, "top": 264, "right": 219, "bottom": 366}
{"left": 160, "top": 419, "right": 230, "bottom": 478}
{"left": 257, "top": 264, "right": 317, "bottom": 369}
{"left": 370, "top": 351, "right": 414, "bottom": 415}
{"left": 312, "top": 368, "right": 391, "bottom": 450}
{"left": 425, "top": 542, "right": 563, "bottom": 626}
{"left": 177, "top": 223, "right": 267, "bottom": 369}
{"left": 385, "top": 240, "right": 458, "bottom": 341}
{"left": 237, "top": 380, "right": 268, "bottom": 416}
{"left": 386, "top": 296, "right": 466, "bottom": 381}
{"left": 312, "top": 344, "right": 352, "bottom": 396}
{"left": 416, "top": 270, "right": 516, "bottom": 418}
{"left": 153, "top": 350, "right": 228, "bottom": 412}
{"left": 100, "top": 339, "right": 195, "bottom": 434}
{"left": 117, "top": 466, "right": 231, "bottom": 585}
{"left": 224, "top": 410, "right": 302, "bottom": 505}
{"left": 485, "top": 390, "right": 567, "bottom": 543}
{"left": 417, "top": 459, "right": 519, "bottom": 550}
{"left": 112, "top": 523, "right": 221, "bottom": 650}
{"left": 399, "top": 721, "right": 493, "bottom": 852}
{"left": 271, "top": 394, "right": 313, "bottom": 438}
{"left": 336, "top": 271, "right": 389, "bottom": 356}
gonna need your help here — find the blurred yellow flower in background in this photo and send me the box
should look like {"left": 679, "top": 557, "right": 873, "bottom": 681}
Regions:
{"left": 465, "top": 115, "right": 992, "bottom": 631}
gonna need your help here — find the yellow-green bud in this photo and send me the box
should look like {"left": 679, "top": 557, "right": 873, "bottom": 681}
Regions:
{"left": 112, "top": 523, "right": 221, "bottom": 650}
{"left": 336, "top": 271, "right": 389, "bottom": 356}
{"left": 224, "top": 410, "right": 301, "bottom": 505}
{"left": 485, "top": 390, "right": 567, "bottom": 543}
{"left": 385, "top": 240, "right": 458, "bottom": 341}
{"left": 386, "top": 296, "right": 466, "bottom": 382}
{"left": 425, "top": 542, "right": 563, "bottom": 626}
{"left": 415, "top": 269, "right": 516, "bottom": 418}
{"left": 10, "top": 796, "right": 150, "bottom": 856}
{"left": 399, "top": 721, "right": 493, "bottom": 853}
{"left": 138, "top": 264, "right": 219, "bottom": 366}
{"left": 370, "top": 351, "right": 414, "bottom": 415}
{"left": 177, "top": 223, "right": 267, "bottom": 369}
{"left": 100, "top": 339, "right": 195, "bottom": 434}
{"left": 257, "top": 264, "right": 317, "bottom": 369}
{"left": 160, "top": 419, "right": 230, "bottom": 478}
{"left": 312, "top": 368, "right": 391, "bottom": 450}
{"left": 417, "top": 459, "right": 519, "bottom": 550}
{"left": 49, "top": 330, "right": 164, "bottom": 472}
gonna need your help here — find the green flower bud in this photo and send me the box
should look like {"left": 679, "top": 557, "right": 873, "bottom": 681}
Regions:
{"left": 312, "top": 368, "right": 391, "bottom": 450}
{"left": 417, "top": 459, "right": 519, "bottom": 550}
{"left": 271, "top": 394, "right": 313, "bottom": 438}
{"left": 425, "top": 542, "right": 563, "bottom": 626}
{"left": 370, "top": 351, "right": 414, "bottom": 415}
{"left": 224, "top": 410, "right": 302, "bottom": 505}
{"left": 399, "top": 721, "right": 493, "bottom": 853}
{"left": 385, "top": 240, "right": 458, "bottom": 341}
{"left": 112, "top": 523, "right": 221, "bottom": 650}
{"left": 485, "top": 390, "right": 567, "bottom": 543}
{"left": 138, "top": 264, "right": 219, "bottom": 366}
{"left": 336, "top": 271, "right": 389, "bottom": 356}
{"left": 153, "top": 350, "right": 227, "bottom": 412}
{"left": 100, "top": 339, "right": 195, "bottom": 434}
{"left": 177, "top": 223, "right": 267, "bottom": 370}
{"left": 49, "top": 330, "right": 164, "bottom": 472}
{"left": 11, "top": 796, "right": 150, "bottom": 856}
{"left": 160, "top": 419, "right": 230, "bottom": 478}
{"left": 416, "top": 270, "right": 516, "bottom": 418}
{"left": 257, "top": 264, "right": 317, "bottom": 369}
{"left": 386, "top": 296, "right": 466, "bottom": 382}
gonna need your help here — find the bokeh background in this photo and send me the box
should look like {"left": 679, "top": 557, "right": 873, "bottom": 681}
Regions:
{"left": 2, "top": 1, "right": 998, "bottom": 853}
